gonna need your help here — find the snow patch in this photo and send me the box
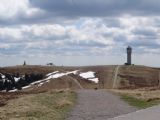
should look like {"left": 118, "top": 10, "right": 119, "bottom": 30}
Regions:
{"left": 46, "top": 71, "right": 59, "bottom": 76}
{"left": 9, "top": 89, "right": 18, "bottom": 92}
{"left": 0, "top": 73, "right": 5, "bottom": 79}
{"left": 14, "top": 77, "right": 20, "bottom": 82}
{"left": 79, "top": 71, "right": 99, "bottom": 83}
{"left": 22, "top": 85, "right": 31, "bottom": 89}
{"left": 88, "top": 78, "right": 99, "bottom": 83}
{"left": 79, "top": 71, "right": 95, "bottom": 79}
{"left": 45, "top": 70, "right": 79, "bottom": 80}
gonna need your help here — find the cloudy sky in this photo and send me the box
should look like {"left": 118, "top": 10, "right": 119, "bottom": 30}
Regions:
{"left": 0, "top": 0, "right": 160, "bottom": 67}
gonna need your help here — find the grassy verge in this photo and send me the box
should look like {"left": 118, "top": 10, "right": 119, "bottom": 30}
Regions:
{"left": 31, "top": 89, "right": 76, "bottom": 120}
{"left": 121, "top": 94, "right": 160, "bottom": 109}
{"left": 0, "top": 89, "right": 76, "bottom": 120}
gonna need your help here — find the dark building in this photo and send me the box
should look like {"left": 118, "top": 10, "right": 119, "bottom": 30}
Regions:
{"left": 125, "top": 46, "right": 132, "bottom": 65}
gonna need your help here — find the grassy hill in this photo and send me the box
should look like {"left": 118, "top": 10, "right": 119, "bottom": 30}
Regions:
{"left": 0, "top": 65, "right": 159, "bottom": 89}
{"left": 91, "top": 65, "right": 160, "bottom": 89}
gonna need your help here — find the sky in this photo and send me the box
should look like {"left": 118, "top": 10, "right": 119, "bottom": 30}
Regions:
{"left": 0, "top": 0, "right": 160, "bottom": 67}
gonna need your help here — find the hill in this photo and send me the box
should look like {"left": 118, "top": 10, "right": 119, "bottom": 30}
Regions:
{"left": 70, "top": 65, "right": 160, "bottom": 89}
{"left": 0, "top": 65, "right": 159, "bottom": 90}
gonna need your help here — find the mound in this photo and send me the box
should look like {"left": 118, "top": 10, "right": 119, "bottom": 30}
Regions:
{"left": 30, "top": 76, "right": 83, "bottom": 91}
{"left": 69, "top": 74, "right": 98, "bottom": 89}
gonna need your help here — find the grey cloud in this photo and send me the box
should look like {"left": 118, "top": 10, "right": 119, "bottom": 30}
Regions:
{"left": 132, "top": 28, "right": 157, "bottom": 37}
{"left": 1, "top": 0, "right": 160, "bottom": 25}
{"left": 65, "top": 40, "right": 107, "bottom": 48}
{"left": 127, "top": 39, "right": 160, "bottom": 50}
{"left": 103, "top": 18, "right": 121, "bottom": 28}
{"left": 30, "top": 0, "right": 160, "bottom": 18}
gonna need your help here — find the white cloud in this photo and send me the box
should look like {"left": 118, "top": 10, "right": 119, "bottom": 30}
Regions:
{"left": 0, "top": 15, "right": 160, "bottom": 66}
{"left": 0, "top": 27, "right": 22, "bottom": 41}
{"left": 0, "top": 43, "right": 10, "bottom": 49}
{"left": 0, "top": 0, "right": 43, "bottom": 20}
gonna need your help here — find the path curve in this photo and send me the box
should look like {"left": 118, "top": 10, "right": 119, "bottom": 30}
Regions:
{"left": 66, "top": 90, "right": 137, "bottom": 120}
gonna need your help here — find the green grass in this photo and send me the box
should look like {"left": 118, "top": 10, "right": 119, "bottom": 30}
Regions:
{"left": 121, "top": 95, "right": 160, "bottom": 109}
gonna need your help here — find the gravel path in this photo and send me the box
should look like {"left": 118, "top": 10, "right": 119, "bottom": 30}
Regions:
{"left": 66, "top": 90, "right": 137, "bottom": 120}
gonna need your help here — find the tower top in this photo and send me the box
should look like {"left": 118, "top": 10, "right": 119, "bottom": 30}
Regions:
{"left": 127, "top": 46, "right": 132, "bottom": 52}
{"left": 127, "top": 46, "right": 132, "bottom": 49}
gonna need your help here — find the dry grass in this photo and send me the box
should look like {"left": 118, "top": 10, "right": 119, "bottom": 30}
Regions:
{"left": 56, "top": 99, "right": 73, "bottom": 108}
{"left": 0, "top": 65, "right": 72, "bottom": 75}
{"left": 0, "top": 89, "right": 76, "bottom": 120}
{"left": 111, "top": 88, "right": 160, "bottom": 109}
{"left": 111, "top": 88, "right": 160, "bottom": 101}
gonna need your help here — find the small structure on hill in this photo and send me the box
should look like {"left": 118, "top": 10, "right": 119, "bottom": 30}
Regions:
{"left": 125, "top": 46, "right": 132, "bottom": 65}
{"left": 46, "top": 63, "right": 55, "bottom": 66}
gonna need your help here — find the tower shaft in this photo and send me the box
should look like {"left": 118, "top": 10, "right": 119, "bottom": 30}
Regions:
{"left": 127, "top": 52, "right": 131, "bottom": 65}
{"left": 126, "top": 46, "right": 132, "bottom": 65}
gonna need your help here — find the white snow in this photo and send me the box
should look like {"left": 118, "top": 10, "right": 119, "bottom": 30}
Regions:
{"left": 79, "top": 71, "right": 95, "bottom": 79}
{"left": 45, "top": 70, "right": 79, "bottom": 80}
{"left": 66, "top": 70, "right": 79, "bottom": 75}
{"left": 46, "top": 73, "right": 65, "bottom": 80}
{"left": 46, "top": 71, "right": 59, "bottom": 76}
{"left": 22, "top": 85, "right": 31, "bottom": 89}
{"left": 14, "top": 77, "right": 20, "bottom": 82}
{"left": 31, "top": 79, "right": 46, "bottom": 85}
{"left": 88, "top": 78, "right": 99, "bottom": 83}
{"left": 79, "top": 71, "right": 99, "bottom": 83}
{"left": 0, "top": 73, "right": 5, "bottom": 79}
{"left": 9, "top": 89, "right": 18, "bottom": 92}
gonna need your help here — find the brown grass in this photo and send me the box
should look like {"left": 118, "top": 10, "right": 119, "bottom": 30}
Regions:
{"left": 111, "top": 88, "right": 160, "bottom": 102}
{"left": 56, "top": 99, "right": 73, "bottom": 108}
{"left": 0, "top": 65, "right": 73, "bottom": 75}
{"left": 0, "top": 89, "right": 76, "bottom": 120}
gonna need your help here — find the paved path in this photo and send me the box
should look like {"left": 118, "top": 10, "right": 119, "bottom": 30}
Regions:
{"left": 112, "top": 66, "right": 120, "bottom": 89}
{"left": 66, "top": 90, "right": 137, "bottom": 120}
{"left": 109, "top": 105, "right": 160, "bottom": 120}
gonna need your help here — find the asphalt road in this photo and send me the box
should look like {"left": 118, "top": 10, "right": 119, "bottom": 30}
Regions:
{"left": 66, "top": 90, "right": 137, "bottom": 120}
{"left": 109, "top": 104, "right": 160, "bottom": 120}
